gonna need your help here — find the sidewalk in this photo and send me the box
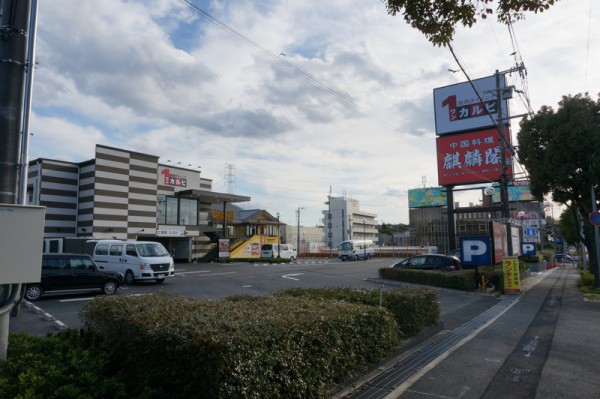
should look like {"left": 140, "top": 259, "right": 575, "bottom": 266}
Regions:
{"left": 339, "top": 266, "right": 600, "bottom": 399}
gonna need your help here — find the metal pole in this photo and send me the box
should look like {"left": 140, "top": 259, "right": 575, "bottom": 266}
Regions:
{"left": 591, "top": 184, "right": 600, "bottom": 286}
{"left": 276, "top": 212, "right": 280, "bottom": 258}
{"left": 363, "top": 218, "right": 366, "bottom": 259}
{"left": 296, "top": 207, "right": 301, "bottom": 259}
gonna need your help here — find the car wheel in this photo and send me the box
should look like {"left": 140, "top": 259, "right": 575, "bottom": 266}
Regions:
{"left": 155, "top": 278, "right": 165, "bottom": 284}
{"left": 124, "top": 270, "right": 135, "bottom": 285}
{"left": 102, "top": 280, "right": 118, "bottom": 295}
{"left": 24, "top": 284, "right": 43, "bottom": 301}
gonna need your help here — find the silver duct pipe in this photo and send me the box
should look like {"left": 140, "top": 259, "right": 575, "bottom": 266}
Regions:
{"left": 0, "top": 0, "right": 30, "bottom": 204}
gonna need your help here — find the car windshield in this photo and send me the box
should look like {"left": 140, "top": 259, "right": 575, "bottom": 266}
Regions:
{"left": 339, "top": 242, "right": 353, "bottom": 251}
{"left": 136, "top": 243, "right": 169, "bottom": 257}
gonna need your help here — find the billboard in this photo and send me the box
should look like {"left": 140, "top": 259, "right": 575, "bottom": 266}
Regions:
{"left": 436, "top": 128, "right": 513, "bottom": 185}
{"left": 433, "top": 74, "right": 508, "bottom": 135}
{"left": 408, "top": 187, "right": 447, "bottom": 208}
{"left": 491, "top": 180, "right": 534, "bottom": 202}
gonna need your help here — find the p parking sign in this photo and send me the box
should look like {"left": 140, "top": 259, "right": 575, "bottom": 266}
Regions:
{"left": 521, "top": 242, "right": 536, "bottom": 256}
{"left": 460, "top": 236, "right": 491, "bottom": 267}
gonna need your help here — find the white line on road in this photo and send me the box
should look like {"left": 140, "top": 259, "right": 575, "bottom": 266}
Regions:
{"left": 176, "top": 270, "right": 212, "bottom": 276}
{"left": 196, "top": 272, "right": 237, "bottom": 277}
{"left": 282, "top": 273, "right": 304, "bottom": 281}
{"left": 59, "top": 297, "right": 95, "bottom": 302}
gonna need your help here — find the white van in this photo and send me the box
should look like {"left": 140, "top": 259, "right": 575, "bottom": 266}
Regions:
{"left": 261, "top": 243, "right": 297, "bottom": 261}
{"left": 88, "top": 240, "right": 175, "bottom": 284}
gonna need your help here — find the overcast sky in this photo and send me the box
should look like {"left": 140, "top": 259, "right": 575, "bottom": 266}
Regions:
{"left": 29, "top": 0, "right": 598, "bottom": 226}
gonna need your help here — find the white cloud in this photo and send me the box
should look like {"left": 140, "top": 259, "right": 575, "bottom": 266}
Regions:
{"left": 27, "top": 0, "right": 600, "bottom": 226}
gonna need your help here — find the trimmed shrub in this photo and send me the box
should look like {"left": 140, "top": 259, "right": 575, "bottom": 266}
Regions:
{"left": 0, "top": 330, "right": 126, "bottom": 399}
{"left": 275, "top": 286, "right": 440, "bottom": 338}
{"left": 379, "top": 267, "right": 507, "bottom": 293}
{"left": 379, "top": 268, "right": 477, "bottom": 291}
{"left": 80, "top": 293, "right": 400, "bottom": 398}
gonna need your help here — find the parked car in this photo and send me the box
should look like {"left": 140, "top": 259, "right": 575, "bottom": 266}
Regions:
{"left": 23, "top": 253, "right": 124, "bottom": 301}
{"left": 261, "top": 243, "right": 297, "bottom": 260}
{"left": 391, "top": 254, "right": 462, "bottom": 271}
{"left": 86, "top": 240, "right": 174, "bottom": 284}
{"left": 448, "top": 248, "right": 461, "bottom": 259}
{"left": 554, "top": 253, "right": 575, "bottom": 263}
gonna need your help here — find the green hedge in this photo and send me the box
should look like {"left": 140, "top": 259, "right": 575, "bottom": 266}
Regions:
{"left": 274, "top": 286, "right": 439, "bottom": 338}
{"left": 2, "top": 288, "right": 440, "bottom": 398}
{"left": 0, "top": 330, "right": 126, "bottom": 399}
{"left": 378, "top": 268, "right": 505, "bottom": 292}
{"left": 79, "top": 293, "right": 400, "bottom": 398}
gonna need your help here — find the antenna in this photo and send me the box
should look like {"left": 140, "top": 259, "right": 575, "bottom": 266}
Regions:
{"left": 422, "top": 176, "right": 427, "bottom": 188}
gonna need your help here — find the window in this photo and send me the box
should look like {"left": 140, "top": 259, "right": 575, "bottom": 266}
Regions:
{"left": 42, "top": 257, "right": 66, "bottom": 270}
{"left": 126, "top": 245, "right": 137, "bottom": 256}
{"left": 179, "top": 198, "right": 198, "bottom": 225}
{"left": 157, "top": 195, "right": 167, "bottom": 224}
{"left": 95, "top": 244, "right": 109, "bottom": 255}
{"left": 158, "top": 195, "right": 198, "bottom": 226}
{"left": 109, "top": 245, "right": 123, "bottom": 256}
{"left": 166, "top": 197, "right": 178, "bottom": 225}
{"left": 69, "top": 258, "right": 87, "bottom": 270}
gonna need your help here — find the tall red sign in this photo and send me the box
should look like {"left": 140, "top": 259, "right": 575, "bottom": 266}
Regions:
{"left": 436, "top": 128, "right": 512, "bottom": 186}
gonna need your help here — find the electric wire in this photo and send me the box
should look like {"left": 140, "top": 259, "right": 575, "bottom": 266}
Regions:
{"left": 179, "top": 0, "right": 537, "bottom": 212}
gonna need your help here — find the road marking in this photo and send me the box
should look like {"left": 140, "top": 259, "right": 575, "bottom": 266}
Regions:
{"left": 196, "top": 272, "right": 237, "bottom": 277}
{"left": 282, "top": 273, "right": 304, "bottom": 280}
{"left": 59, "top": 297, "right": 95, "bottom": 302}
{"left": 176, "top": 270, "right": 211, "bottom": 276}
{"left": 242, "top": 285, "right": 252, "bottom": 288}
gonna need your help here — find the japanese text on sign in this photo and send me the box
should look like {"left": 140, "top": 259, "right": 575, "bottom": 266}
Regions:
{"left": 502, "top": 257, "right": 522, "bottom": 294}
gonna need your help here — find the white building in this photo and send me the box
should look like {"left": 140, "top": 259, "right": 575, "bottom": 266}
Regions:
{"left": 322, "top": 196, "right": 377, "bottom": 249}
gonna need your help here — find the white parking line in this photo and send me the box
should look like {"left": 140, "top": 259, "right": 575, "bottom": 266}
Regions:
{"left": 282, "top": 273, "right": 304, "bottom": 281}
{"left": 59, "top": 297, "right": 95, "bottom": 302}
{"left": 176, "top": 270, "right": 212, "bottom": 276}
{"left": 196, "top": 272, "right": 237, "bottom": 277}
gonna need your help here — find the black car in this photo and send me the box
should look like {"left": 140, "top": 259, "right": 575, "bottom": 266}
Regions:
{"left": 391, "top": 254, "right": 461, "bottom": 271}
{"left": 23, "top": 254, "right": 124, "bottom": 301}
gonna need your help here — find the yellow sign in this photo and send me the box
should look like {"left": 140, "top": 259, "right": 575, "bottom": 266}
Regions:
{"left": 210, "top": 209, "right": 234, "bottom": 221}
{"left": 502, "top": 257, "right": 522, "bottom": 294}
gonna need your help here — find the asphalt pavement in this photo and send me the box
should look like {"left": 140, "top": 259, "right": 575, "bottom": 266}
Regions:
{"left": 8, "top": 264, "right": 600, "bottom": 399}
{"left": 339, "top": 265, "right": 600, "bottom": 399}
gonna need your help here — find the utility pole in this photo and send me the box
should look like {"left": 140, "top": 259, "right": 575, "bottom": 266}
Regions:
{"left": 496, "top": 69, "right": 511, "bottom": 223}
{"left": 326, "top": 187, "right": 332, "bottom": 256}
{"left": 296, "top": 207, "right": 303, "bottom": 258}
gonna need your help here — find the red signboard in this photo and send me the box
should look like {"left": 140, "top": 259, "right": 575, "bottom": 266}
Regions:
{"left": 436, "top": 128, "right": 512, "bottom": 186}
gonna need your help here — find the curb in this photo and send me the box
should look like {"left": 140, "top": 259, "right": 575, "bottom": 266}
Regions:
{"left": 19, "top": 300, "right": 68, "bottom": 332}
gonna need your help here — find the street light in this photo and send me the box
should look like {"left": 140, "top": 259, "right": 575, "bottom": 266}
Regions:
{"left": 362, "top": 218, "right": 366, "bottom": 260}
{"left": 276, "top": 212, "right": 281, "bottom": 258}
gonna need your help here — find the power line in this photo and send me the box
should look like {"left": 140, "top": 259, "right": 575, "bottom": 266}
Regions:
{"left": 178, "top": 0, "right": 504, "bottom": 187}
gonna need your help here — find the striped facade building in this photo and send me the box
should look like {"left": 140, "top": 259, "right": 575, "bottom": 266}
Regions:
{"left": 27, "top": 144, "right": 250, "bottom": 261}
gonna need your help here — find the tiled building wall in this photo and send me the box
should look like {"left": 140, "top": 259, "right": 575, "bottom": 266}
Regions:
{"left": 93, "top": 145, "right": 158, "bottom": 240}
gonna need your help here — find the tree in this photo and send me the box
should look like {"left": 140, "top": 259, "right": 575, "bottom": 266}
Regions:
{"left": 517, "top": 93, "right": 600, "bottom": 285}
{"left": 381, "top": 0, "right": 557, "bottom": 46}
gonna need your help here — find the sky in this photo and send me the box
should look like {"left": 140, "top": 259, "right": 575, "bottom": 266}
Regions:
{"left": 28, "top": 0, "right": 598, "bottom": 227}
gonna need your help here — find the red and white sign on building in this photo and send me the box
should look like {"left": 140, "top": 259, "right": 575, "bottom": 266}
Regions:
{"left": 161, "top": 168, "right": 188, "bottom": 187}
{"left": 436, "top": 128, "right": 513, "bottom": 186}
{"left": 433, "top": 75, "right": 508, "bottom": 135}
